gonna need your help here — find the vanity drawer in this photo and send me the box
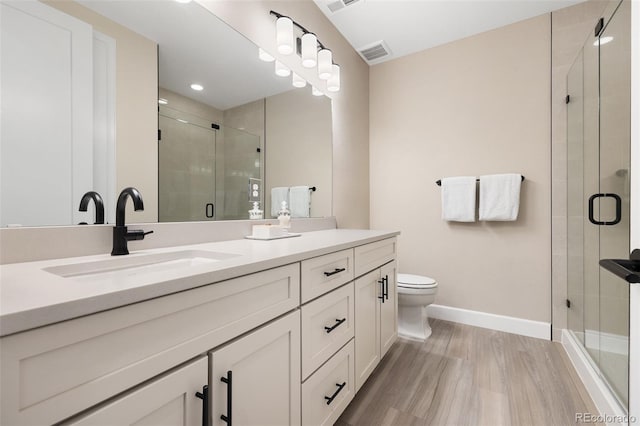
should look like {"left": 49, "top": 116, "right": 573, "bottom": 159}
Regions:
{"left": 301, "top": 248, "right": 354, "bottom": 303}
{"left": 0, "top": 263, "right": 300, "bottom": 426}
{"left": 302, "top": 340, "right": 355, "bottom": 426}
{"left": 354, "top": 237, "right": 397, "bottom": 277}
{"left": 301, "top": 282, "right": 354, "bottom": 379}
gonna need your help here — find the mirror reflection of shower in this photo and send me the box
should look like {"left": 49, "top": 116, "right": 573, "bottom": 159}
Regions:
{"left": 158, "top": 97, "right": 262, "bottom": 222}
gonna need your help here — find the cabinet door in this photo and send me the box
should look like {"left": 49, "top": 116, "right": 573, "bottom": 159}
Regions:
{"left": 65, "top": 357, "right": 207, "bottom": 426}
{"left": 379, "top": 262, "right": 398, "bottom": 358}
{"left": 354, "top": 270, "right": 381, "bottom": 392}
{"left": 210, "top": 310, "right": 301, "bottom": 426}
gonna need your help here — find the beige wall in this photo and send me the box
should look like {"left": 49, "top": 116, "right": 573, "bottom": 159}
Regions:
{"left": 198, "top": 0, "right": 370, "bottom": 228}
{"left": 370, "top": 15, "right": 552, "bottom": 322}
{"left": 265, "top": 89, "right": 332, "bottom": 218}
{"left": 45, "top": 1, "right": 158, "bottom": 223}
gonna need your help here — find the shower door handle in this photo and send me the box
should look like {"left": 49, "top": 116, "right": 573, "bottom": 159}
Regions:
{"left": 588, "top": 193, "right": 621, "bottom": 225}
{"left": 205, "top": 203, "right": 215, "bottom": 218}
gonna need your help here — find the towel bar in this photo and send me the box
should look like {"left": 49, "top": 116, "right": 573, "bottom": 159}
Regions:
{"left": 435, "top": 176, "right": 525, "bottom": 186}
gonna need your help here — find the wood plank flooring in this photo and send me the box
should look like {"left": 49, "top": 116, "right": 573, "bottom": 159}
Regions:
{"left": 336, "top": 319, "right": 602, "bottom": 426}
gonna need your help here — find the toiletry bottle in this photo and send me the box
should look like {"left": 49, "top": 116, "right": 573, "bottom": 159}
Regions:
{"left": 249, "top": 201, "right": 263, "bottom": 220}
{"left": 277, "top": 201, "right": 291, "bottom": 229}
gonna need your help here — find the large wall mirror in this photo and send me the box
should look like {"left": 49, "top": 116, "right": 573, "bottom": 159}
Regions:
{"left": 0, "top": 0, "right": 332, "bottom": 227}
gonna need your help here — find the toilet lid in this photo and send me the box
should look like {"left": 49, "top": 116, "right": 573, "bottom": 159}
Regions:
{"left": 397, "top": 273, "right": 437, "bottom": 288}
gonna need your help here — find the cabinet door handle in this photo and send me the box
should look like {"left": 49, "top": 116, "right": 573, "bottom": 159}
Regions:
{"left": 195, "top": 385, "right": 209, "bottom": 426}
{"left": 220, "top": 370, "right": 232, "bottom": 425}
{"left": 324, "top": 267, "right": 346, "bottom": 277}
{"left": 588, "top": 193, "right": 622, "bottom": 225}
{"left": 324, "top": 318, "right": 346, "bottom": 333}
{"left": 324, "top": 382, "right": 347, "bottom": 405}
{"left": 378, "top": 279, "right": 385, "bottom": 303}
{"left": 383, "top": 275, "right": 389, "bottom": 300}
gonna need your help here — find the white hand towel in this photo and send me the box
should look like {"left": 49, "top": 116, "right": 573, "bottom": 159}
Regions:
{"left": 479, "top": 174, "right": 522, "bottom": 221}
{"left": 441, "top": 176, "right": 477, "bottom": 222}
{"left": 289, "top": 186, "right": 311, "bottom": 218}
{"left": 271, "top": 187, "right": 289, "bottom": 217}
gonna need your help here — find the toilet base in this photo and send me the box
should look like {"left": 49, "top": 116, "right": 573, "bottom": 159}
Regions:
{"left": 398, "top": 305, "right": 432, "bottom": 341}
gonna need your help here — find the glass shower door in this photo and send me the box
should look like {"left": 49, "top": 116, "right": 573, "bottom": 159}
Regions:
{"left": 595, "top": 0, "right": 631, "bottom": 407}
{"left": 158, "top": 110, "right": 217, "bottom": 222}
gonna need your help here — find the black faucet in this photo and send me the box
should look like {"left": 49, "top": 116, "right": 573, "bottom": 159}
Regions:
{"left": 79, "top": 191, "right": 105, "bottom": 224}
{"left": 111, "top": 187, "right": 153, "bottom": 256}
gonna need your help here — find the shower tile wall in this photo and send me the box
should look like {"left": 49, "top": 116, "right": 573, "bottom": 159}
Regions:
{"left": 551, "top": 0, "right": 612, "bottom": 341}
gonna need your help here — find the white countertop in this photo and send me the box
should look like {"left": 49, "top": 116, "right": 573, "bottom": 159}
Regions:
{"left": 0, "top": 229, "right": 398, "bottom": 337}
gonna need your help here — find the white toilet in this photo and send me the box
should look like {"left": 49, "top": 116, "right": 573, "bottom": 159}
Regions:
{"left": 397, "top": 273, "right": 438, "bottom": 341}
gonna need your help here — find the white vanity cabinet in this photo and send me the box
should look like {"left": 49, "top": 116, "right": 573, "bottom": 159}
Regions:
{"left": 63, "top": 357, "right": 208, "bottom": 426}
{"left": 209, "top": 310, "right": 301, "bottom": 426}
{"left": 0, "top": 231, "right": 399, "bottom": 426}
{"left": 354, "top": 240, "right": 398, "bottom": 392}
{"left": 0, "top": 263, "right": 299, "bottom": 425}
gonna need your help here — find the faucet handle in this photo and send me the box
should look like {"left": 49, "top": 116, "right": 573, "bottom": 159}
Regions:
{"left": 126, "top": 229, "right": 154, "bottom": 241}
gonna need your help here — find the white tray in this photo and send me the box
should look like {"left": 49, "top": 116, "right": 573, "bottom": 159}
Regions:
{"left": 244, "top": 232, "right": 302, "bottom": 241}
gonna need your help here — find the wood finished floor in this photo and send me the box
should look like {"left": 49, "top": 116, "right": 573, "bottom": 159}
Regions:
{"left": 336, "top": 319, "right": 602, "bottom": 426}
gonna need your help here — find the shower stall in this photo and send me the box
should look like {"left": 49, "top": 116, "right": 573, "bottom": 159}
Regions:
{"left": 566, "top": 0, "right": 631, "bottom": 411}
{"left": 158, "top": 105, "right": 262, "bottom": 222}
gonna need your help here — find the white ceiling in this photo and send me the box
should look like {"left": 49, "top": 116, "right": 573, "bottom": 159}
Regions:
{"left": 79, "top": 0, "right": 293, "bottom": 110}
{"left": 313, "top": 0, "right": 587, "bottom": 65}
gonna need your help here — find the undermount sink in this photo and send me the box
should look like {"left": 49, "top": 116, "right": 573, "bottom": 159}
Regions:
{"left": 44, "top": 250, "right": 240, "bottom": 280}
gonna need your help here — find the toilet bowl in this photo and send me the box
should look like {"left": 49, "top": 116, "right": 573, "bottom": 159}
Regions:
{"left": 397, "top": 273, "right": 438, "bottom": 341}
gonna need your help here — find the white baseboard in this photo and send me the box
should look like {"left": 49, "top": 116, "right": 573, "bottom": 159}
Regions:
{"left": 426, "top": 304, "right": 551, "bottom": 340}
{"left": 561, "top": 330, "right": 628, "bottom": 424}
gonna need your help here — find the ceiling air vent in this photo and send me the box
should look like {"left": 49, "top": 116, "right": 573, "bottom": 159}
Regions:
{"left": 326, "top": 0, "right": 361, "bottom": 13}
{"left": 358, "top": 40, "right": 391, "bottom": 64}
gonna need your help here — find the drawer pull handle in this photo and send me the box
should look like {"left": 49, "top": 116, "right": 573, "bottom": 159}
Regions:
{"left": 324, "top": 267, "right": 346, "bottom": 277}
{"left": 383, "top": 275, "right": 389, "bottom": 300}
{"left": 324, "top": 382, "right": 347, "bottom": 405}
{"left": 378, "top": 279, "right": 385, "bottom": 303}
{"left": 195, "top": 385, "right": 209, "bottom": 426}
{"left": 220, "top": 370, "right": 232, "bottom": 425}
{"left": 324, "top": 318, "right": 346, "bottom": 333}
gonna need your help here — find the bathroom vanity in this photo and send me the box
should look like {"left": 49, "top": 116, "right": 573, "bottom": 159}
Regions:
{"left": 0, "top": 229, "right": 398, "bottom": 425}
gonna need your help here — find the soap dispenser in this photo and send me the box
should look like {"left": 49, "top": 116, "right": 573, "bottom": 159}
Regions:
{"left": 249, "top": 201, "right": 263, "bottom": 220}
{"left": 277, "top": 201, "right": 291, "bottom": 229}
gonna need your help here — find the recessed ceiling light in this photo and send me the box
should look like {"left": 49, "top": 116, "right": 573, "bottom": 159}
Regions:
{"left": 158, "top": 98, "right": 168, "bottom": 105}
{"left": 593, "top": 36, "right": 614, "bottom": 46}
{"left": 190, "top": 83, "right": 204, "bottom": 91}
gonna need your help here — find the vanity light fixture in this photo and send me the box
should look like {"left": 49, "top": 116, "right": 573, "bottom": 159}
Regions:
{"left": 190, "top": 83, "right": 204, "bottom": 91}
{"left": 292, "top": 72, "right": 306, "bottom": 88}
{"left": 276, "top": 16, "right": 294, "bottom": 55}
{"left": 258, "top": 48, "right": 275, "bottom": 62}
{"left": 269, "top": 10, "right": 341, "bottom": 92}
{"left": 311, "top": 86, "right": 323, "bottom": 97}
{"left": 327, "top": 64, "right": 340, "bottom": 92}
{"left": 275, "top": 60, "right": 291, "bottom": 77}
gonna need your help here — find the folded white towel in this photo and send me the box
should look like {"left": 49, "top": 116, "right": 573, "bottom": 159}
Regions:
{"left": 271, "top": 187, "right": 289, "bottom": 217}
{"left": 479, "top": 174, "right": 522, "bottom": 221}
{"left": 441, "top": 176, "right": 477, "bottom": 222}
{"left": 289, "top": 186, "right": 311, "bottom": 218}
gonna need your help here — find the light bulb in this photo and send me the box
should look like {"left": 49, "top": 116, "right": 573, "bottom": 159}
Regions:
{"left": 292, "top": 73, "right": 306, "bottom": 88}
{"left": 276, "top": 17, "right": 294, "bottom": 55}
{"left": 327, "top": 64, "right": 340, "bottom": 92}
{"left": 301, "top": 33, "right": 318, "bottom": 68}
{"left": 318, "top": 49, "right": 332, "bottom": 80}
{"left": 275, "top": 60, "right": 290, "bottom": 77}
{"left": 190, "top": 83, "right": 203, "bottom": 91}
